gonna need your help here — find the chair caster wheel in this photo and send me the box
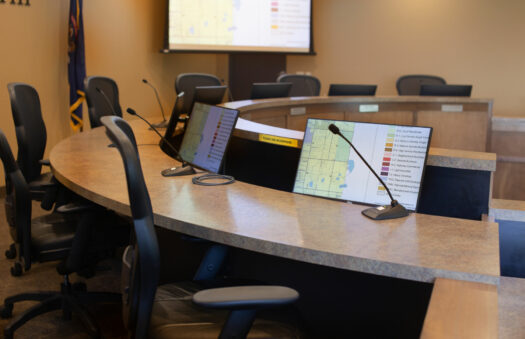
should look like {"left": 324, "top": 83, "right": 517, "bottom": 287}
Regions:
{"left": 0, "top": 304, "right": 13, "bottom": 318}
{"left": 5, "top": 244, "right": 16, "bottom": 259}
{"left": 10, "top": 262, "right": 22, "bottom": 277}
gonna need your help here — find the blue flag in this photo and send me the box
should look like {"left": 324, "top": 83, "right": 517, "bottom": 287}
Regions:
{"left": 68, "top": 0, "right": 86, "bottom": 131}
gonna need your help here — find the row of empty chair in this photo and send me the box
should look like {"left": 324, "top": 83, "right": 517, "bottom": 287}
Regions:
{"left": 270, "top": 73, "right": 472, "bottom": 98}
{"left": 1, "top": 81, "right": 302, "bottom": 338}
{"left": 81, "top": 74, "right": 474, "bottom": 131}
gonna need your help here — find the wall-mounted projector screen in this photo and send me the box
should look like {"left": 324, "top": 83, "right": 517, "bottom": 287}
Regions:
{"left": 165, "top": 0, "right": 313, "bottom": 54}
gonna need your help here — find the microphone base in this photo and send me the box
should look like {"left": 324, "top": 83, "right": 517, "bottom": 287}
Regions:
{"left": 361, "top": 203, "right": 409, "bottom": 220}
{"left": 150, "top": 120, "right": 168, "bottom": 129}
{"left": 161, "top": 165, "right": 196, "bottom": 177}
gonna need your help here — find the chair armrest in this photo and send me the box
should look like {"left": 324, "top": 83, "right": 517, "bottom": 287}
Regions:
{"left": 193, "top": 286, "right": 299, "bottom": 310}
{"left": 39, "top": 159, "right": 51, "bottom": 166}
{"left": 56, "top": 201, "right": 95, "bottom": 214}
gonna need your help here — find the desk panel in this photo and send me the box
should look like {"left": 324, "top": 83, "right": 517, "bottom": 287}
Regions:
{"left": 224, "top": 96, "right": 493, "bottom": 152}
{"left": 50, "top": 121, "right": 500, "bottom": 285}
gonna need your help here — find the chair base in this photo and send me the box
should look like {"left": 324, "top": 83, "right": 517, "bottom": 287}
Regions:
{"left": 0, "top": 276, "right": 121, "bottom": 339}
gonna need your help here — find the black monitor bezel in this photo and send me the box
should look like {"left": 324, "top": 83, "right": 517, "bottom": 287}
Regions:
{"left": 179, "top": 102, "right": 240, "bottom": 174}
{"left": 188, "top": 85, "right": 228, "bottom": 115}
{"left": 250, "top": 82, "right": 292, "bottom": 100}
{"left": 292, "top": 118, "right": 433, "bottom": 212}
{"left": 419, "top": 84, "right": 472, "bottom": 97}
{"left": 328, "top": 84, "right": 377, "bottom": 96}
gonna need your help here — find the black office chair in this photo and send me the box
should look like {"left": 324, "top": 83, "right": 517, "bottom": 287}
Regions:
{"left": 250, "top": 82, "right": 292, "bottom": 100}
{"left": 101, "top": 116, "right": 300, "bottom": 338}
{"left": 277, "top": 74, "right": 321, "bottom": 97}
{"left": 0, "top": 128, "right": 123, "bottom": 338}
{"left": 175, "top": 73, "right": 222, "bottom": 114}
{"left": 396, "top": 74, "right": 446, "bottom": 95}
{"left": 7, "top": 83, "right": 54, "bottom": 202}
{"left": 0, "top": 128, "right": 77, "bottom": 276}
{"left": 6, "top": 83, "right": 90, "bottom": 263}
{"left": 328, "top": 84, "right": 377, "bottom": 96}
{"left": 419, "top": 84, "right": 472, "bottom": 97}
{"left": 84, "top": 76, "right": 123, "bottom": 128}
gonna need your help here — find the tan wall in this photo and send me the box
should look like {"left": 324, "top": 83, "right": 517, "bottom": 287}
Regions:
{"left": 288, "top": 0, "right": 525, "bottom": 117}
{"left": 0, "top": 1, "right": 70, "bottom": 165}
{"left": 0, "top": 0, "right": 227, "bottom": 184}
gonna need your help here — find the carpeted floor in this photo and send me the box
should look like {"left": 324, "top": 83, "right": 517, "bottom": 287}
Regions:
{"left": 0, "top": 199, "right": 127, "bottom": 338}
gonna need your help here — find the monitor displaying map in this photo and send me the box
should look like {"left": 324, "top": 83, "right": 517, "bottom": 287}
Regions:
{"left": 166, "top": 0, "right": 313, "bottom": 53}
{"left": 293, "top": 119, "right": 432, "bottom": 211}
{"left": 179, "top": 103, "right": 239, "bottom": 173}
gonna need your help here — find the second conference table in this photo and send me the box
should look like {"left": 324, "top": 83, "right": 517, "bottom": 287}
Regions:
{"left": 50, "top": 119, "right": 500, "bottom": 285}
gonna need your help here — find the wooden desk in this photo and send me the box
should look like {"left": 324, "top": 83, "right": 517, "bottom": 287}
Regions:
{"left": 224, "top": 96, "right": 493, "bottom": 152}
{"left": 50, "top": 120, "right": 499, "bottom": 285}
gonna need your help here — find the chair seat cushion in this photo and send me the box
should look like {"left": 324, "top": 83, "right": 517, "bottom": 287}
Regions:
{"left": 31, "top": 212, "right": 76, "bottom": 255}
{"left": 149, "top": 282, "right": 300, "bottom": 339}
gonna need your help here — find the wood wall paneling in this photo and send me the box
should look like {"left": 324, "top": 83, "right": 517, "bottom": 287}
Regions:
{"left": 344, "top": 111, "right": 413, "bottom": 125}
{"left": 417, "top": 111, "right": 488, "bottom": 151}
{"left": 287, "top": 112, "right": 345, "bottom": 131}
{"left": 421, "top": 278, "right": 497, "bottom": 339}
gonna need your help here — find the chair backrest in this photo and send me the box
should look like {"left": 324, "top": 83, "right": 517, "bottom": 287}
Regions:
{"left": 396, "top": 75, "right": 446, "bottom": 95}
{"left": 0, "top": 129, "right": 32, "bottom": 269}
{"left": 277, "top": 74, "right": 321, "bottom": 96}
{"left": 84, "top": 76, "right": 123, "bottom": 128}
{"left": 175, "top": 73, "right": 222, "bottom": 114}
{"left": 419, "top": 84, "right": 472, "bottom": 97}
{"left": 250, "top": 82, "right": 292, "bottom": 100}
{"left": 7, "top": 83, "right": 47, "bottom": 183}
{"left": 328, "top": 84, "right": 377, "bottom": 96}
{"left": 100, "top": 116, "right": 160, "bottom": 339}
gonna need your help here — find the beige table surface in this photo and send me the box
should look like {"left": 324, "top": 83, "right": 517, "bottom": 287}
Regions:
{"left": 50, "top": 120, "right": 500, "bottom": 285}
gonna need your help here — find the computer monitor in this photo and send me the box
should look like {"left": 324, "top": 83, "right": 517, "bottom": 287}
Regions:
{"left": 178, "top": 103, "right": 240, "bottom": 174}
{"left": 293, "top": 119, "right": 432, "bottom": 211}
{"left": 419, "top": 84, "right": 472, "bottom": 97}
{"left": 328, "top": 84, "right": 377, "bottom": 96}
{"left": 189, "top": 85, "right": 228, "bottom": 114}
{"left": 250, "top": 82, "right": 292, "bottom": 100}
{"left": 160, "top": 92, "right": 185, "bottom": 159}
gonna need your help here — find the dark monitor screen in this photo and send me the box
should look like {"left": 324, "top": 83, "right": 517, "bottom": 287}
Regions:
{"left": 179, "top": 103, "right": 239, "bottom": 173}
{"left": 419, "top": 84, "right": 472, "bottom": 97}
{"left": 189, "top": 85, "right": 227, "bottom": 114}
{"left": 250, "top": 82, "right": 292, "bottom": 100}
{"left": 328, "top": 84, "right": 377, "bottom": 96}
{"left": 293, "top": 119, "right": 432, "bottom": 211}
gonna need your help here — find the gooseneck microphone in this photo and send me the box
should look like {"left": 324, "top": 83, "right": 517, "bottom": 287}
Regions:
{"left": 142, "top": 78, "right": 168, "bottom": 128}
{"left": 328, "top": 123, "right": 408, "bottom": 220}
{"left": 125, "top": 107, "right": 196, "bottom": 177}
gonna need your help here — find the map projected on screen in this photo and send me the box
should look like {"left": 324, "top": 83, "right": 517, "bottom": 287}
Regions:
{"left": 293, "top": 119, "right": 432, "bottom": 211}
{"left": 179, "top": 103, "right": 239, "bottom": 173}
{"left": 168, "top": 0, "right": 312, "bottom": 53}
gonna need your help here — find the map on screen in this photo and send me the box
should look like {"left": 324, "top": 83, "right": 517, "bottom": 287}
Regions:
{"left": 168, "top": 0, "right": 312, "bottom": 53}
{"left": 293, "top": 119, "right": 432, "bottom": 211}
{"left": 179, "top": 103, "right": 239, "bottom": 174}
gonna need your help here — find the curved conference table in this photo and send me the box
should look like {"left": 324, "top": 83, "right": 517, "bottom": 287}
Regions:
{"left": 50, "top": 119, "right": 499, "bottom": 286}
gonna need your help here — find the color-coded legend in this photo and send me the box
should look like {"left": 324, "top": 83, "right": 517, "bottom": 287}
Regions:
{"left": 271, "top": 1, "right": 279, "bottom": 29}
{"left": 378, "top": 126, "right": 396, "bottom": 194}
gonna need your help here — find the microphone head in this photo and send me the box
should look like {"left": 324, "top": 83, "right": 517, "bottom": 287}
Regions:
{"left": 142, "top": 79, "right": 148, "bottom": 84}
{"left": 126, "top": 108, "right": 137, "bottom": 116}
{"left": 328, "top": 123, "right": 340, "bottom": 135}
